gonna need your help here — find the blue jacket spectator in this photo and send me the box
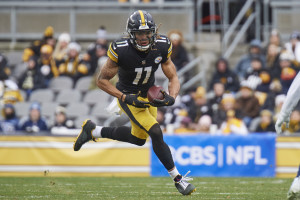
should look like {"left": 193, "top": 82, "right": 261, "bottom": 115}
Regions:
{"left": 0, "top": 104, "right": 19, "bottom": 134}
{"left": 20, "top": 102, "right": 48, "bottom": 133}
{"left": 235, "top": 39, "right": 266, "bottom": 80}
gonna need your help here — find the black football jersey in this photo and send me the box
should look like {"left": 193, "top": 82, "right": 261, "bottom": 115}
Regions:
{"left": 107, "top": 35, "right": 172, "bottom": 96}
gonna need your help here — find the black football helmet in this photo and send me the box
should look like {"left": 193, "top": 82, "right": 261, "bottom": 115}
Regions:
{"left": 126, "top": 10, "right": 157, "bottom": 51}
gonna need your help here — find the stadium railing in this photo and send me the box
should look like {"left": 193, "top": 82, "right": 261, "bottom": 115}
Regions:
{"left": 0, "top": 1, "right": 194, "bottom": 43}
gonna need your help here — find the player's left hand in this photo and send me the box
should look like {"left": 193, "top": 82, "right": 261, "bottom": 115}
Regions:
{"left": 275, "top": 115, "right": 290, "bottom": 135}
{"left": 124, "top": 93, "right": 150, "bottom": 108}
{"left": 150, "top": 90, "right": 175, "bottom": 107}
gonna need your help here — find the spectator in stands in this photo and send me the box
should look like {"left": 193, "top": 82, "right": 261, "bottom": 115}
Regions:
{"left": 58, "top": 42, "right": 90, "bottom": 84}
{"left": 208, "top": 82, "right": 225, "bottom": 113}
{"left": 265, "top": 44, "right": 281, "bottom": 79}
{"left": 84, "top": 26, "right": 108, "bottom": 74}
{"left": 234, "top": 39, "right": 266, "bottom": 80}
{"left": 20, "top": 102, "right": 48, "bottom": 133}
{"left": 37, "top": 44, "right": 59, "bottom": 85}
{"left": 18, "top": 56, "right": 46, "bottom": 100}
{"left": 279, "top": 51, "right": 298, "bottom": 94}
{"left": 244, "top": 56, "right": 263, "bottom": 78}
{"left": 263, "top": 29, "right": 282, "bottom": 54}
{"left": 261, "top": 79, "right": 283, "bottom": 111}
{"left": 255, "top": 70, "right": 272, "bottom": 93}
{"left": 53, "top": 32, "right": 71, "bottom": 63}
{"left": 0, "top": 53, "right": 21, "bottom": 105}
{"left": 234, "top": 82, "right": 260, "bottom": 127}
{"left": 286, "top": 110, "right": 300, "bottom": 134}
{"left": 254, "top": 109, "right": 276, "bottom": 133}
{"left": 0, "top": 53, "right": 11, "bottom": 78}
{"left": 209, "top": 58, "right": 240, "bottom": 92}
{"left": 211, "top": 93, "right": 236, "bottom": 128}
{"left": 190, "top": 86, "right": 211, "bottom": 122}
{"left": 174, "top": 116, "right": 195, "bottom": 134}
{"left": 51, "top": 106, "right": 75, "bottom": 132}
{"left": 22, "top": 26, "right": 56, "bottom": 62}
{"left": 0, "top": 104, "right": 19, "bottom": 134}
{"left": 284, "top": 31, "right": 300, "bottom": 67}
{"left": 218, "top": 109, "right": 248, "bottom": 135}
{"left": 195, "top": 115, "right": 212, "bottom": 133}
{"left": 0, "top": 71, "right": 23, "bottom": 105}
{"left": 168, "top": 30, "right": 189, "bottom": 71}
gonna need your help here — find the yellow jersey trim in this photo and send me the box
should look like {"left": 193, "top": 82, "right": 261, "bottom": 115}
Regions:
{"left": 167, "top": 43, "right": 172, "bottom": 58}
{"left": 138, "top": 10, "right": 146, "bottom": 26}
{"left": 107, "top": 43, "right": 118, "bottom": 63}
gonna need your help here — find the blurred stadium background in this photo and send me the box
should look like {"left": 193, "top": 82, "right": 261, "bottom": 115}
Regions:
{"left": 0, "top": 0, "right": 300, "bottom": 182}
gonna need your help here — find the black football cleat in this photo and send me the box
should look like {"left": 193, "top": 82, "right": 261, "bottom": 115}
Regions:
{"left": 174, "top": 171, "right": 196, "bottom": 195}
{"left": 73, "top": 119, "right": 96, "bottom": 151}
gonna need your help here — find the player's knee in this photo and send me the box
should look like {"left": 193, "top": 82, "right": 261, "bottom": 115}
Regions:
{"left": 148, "top": 124, "right": 163, "bottom": 142}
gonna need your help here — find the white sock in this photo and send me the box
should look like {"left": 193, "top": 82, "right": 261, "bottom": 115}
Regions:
{"left": 92, "top": 126, "right": 103, "bottom": 138}
{"left": 168, "top": 167, "right": 180, "bottom": 180}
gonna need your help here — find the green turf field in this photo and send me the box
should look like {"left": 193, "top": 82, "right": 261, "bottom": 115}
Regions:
{"left": 0, "top": 177, "right": 292, "bottom": 199}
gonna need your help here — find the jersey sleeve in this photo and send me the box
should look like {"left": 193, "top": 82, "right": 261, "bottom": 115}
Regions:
{"left": 107, "top": 42, "right": 119, "bottom": 64}
{"left": 157, "top": 36, "right": 172, "bottom": 63}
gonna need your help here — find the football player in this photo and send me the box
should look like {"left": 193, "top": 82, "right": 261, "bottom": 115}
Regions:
{"left": 275, "top": 71, "right": 300, "bottom": 200}
{"left": 74, "top": 10, "right": 196, "bottom": 195}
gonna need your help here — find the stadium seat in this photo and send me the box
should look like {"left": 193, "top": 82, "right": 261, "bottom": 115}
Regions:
{"left": 83, "top": 89, "right": 111, "bottom": 106}
{"left": 90, "top": 101, "right": 111, "bottom": 121}
{"left": 74, "top": 76, "right": 93, "bottom": 93}
{"left": 55, "top": 89, "right": 82, "bottom": 105}
{"left": 41, "top": 102, "right": 59, "bottom": 120}
{"left": 12, "top": 63, "right": 27, "bottom": 80}
{"left": 74, "top": 115, "right": 98, "bottom": 129}
{"left": 5, "top": 51, "right": 23, "bottom": 68}
{"left": 14, "top": 102, "right": 31, "bottom": 118}
{"left": 65, "top": 102, "right": 89, "bottom": 119}
{"left": 29, "top": 89, "right": 55, "bottom": 103}
{"left": 49, "top": 76, "right": 73, "bottom": 92}
{"left": 19, "top": 89, "right": 27, "bottom": 101}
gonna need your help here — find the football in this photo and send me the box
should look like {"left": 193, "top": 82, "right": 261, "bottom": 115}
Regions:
{"left": 147, "top": 85, "right": 164, "bottom": 102}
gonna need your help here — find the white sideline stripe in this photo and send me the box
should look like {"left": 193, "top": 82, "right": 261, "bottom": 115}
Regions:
{"left": 276, "top": 167, "right": 298, "bottom": 173}
{"left": 276, "top": 142, "right": 300, "bottom": 149}
{"left": 0, "top": 166, "right": 150, "bottom": 173}
{"left": 0, "top": 141, "right": 150, "bottom": 149}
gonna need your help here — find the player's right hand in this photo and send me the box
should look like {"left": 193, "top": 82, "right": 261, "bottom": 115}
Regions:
{"left": 124, "top": 94, "right": 149, "bottom": 108}
{"left": 275, "top": 115, "right": 290, "bottom": 135}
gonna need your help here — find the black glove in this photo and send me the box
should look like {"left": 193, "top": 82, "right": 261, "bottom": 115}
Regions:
{"left": 150, "top": 90, "right": 175, "bottom": 107}
{"left": 124, "top": 94, "right": 149, "bottom": 108}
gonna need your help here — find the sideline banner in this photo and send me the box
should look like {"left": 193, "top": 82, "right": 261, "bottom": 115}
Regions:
{"left": 0, "top": 136, "right": 150, "bottom": 177}
{"left": 151, "top": 134, "right": 276, "bottom": 177}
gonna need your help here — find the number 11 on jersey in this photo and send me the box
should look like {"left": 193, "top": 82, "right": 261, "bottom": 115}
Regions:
{"left": 133, "top": 66, "right": 152, "bottom": 85}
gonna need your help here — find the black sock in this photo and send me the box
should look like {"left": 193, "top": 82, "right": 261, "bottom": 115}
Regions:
{"left": 101, "top": 126, "right": 146, "bottom": 146}
{"left": 148, "top": 124, "right": 175, "bottom": 171}
{"left": 297, "top": 165, "right": 300, "bottom": 177}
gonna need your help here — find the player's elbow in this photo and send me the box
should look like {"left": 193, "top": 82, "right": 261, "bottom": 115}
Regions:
{"left": 96, "top": 78, "right": 106, "bottom": 90}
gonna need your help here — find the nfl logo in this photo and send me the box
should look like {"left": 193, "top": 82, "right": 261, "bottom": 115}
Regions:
{"left": 142, "top": 60, "right": 146, "bottom": 65}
